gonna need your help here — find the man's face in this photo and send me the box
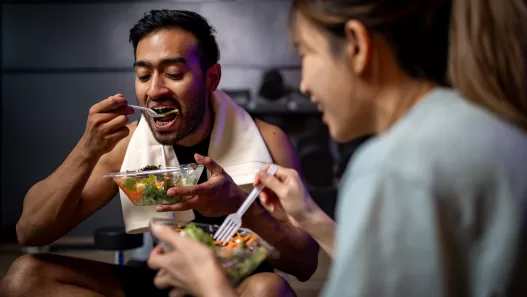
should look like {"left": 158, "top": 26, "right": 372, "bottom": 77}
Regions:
{"left": 134, "top": 28, "right": 207, "bottom": 146}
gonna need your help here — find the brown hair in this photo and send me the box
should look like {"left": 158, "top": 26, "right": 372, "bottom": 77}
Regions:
{"left": 290, "top": 0, "right": 527, "bottom": 131}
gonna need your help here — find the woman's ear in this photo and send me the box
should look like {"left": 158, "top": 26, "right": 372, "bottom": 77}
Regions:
{"left": 344, "top": 20, "right": 371, "bottom": 75}
{"left": 206, "top": 63, "right": 222, "bottom": 92}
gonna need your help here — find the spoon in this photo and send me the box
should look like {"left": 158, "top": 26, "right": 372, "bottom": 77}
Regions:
{"left": 129, "top": 105, "right": 179, "bottom": 118}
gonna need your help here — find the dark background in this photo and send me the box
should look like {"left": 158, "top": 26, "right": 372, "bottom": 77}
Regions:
{"left": 0, "top": 0, "right": 369, "bottom": 243}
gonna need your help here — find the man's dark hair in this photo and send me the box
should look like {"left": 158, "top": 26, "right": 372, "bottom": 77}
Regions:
{"left": 129, "top": 9, "right": 220, "bottom": 71}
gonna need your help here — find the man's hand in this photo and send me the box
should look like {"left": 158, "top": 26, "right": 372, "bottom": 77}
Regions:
{"left": 79, "top": 94, "right": 134, "bottom": 157}
{"left": 156, "top": 154, "right": 246, "bottom": 216}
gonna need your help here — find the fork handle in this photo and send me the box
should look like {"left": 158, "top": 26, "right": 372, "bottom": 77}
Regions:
{"left": 236, "top": 165, "right": 277, "bottom": 216}
{"left": 129, "top": 105, "right": 149, "bottom": 112}
{"left": 236, "top": 183, "right": 265, "bottom": 216}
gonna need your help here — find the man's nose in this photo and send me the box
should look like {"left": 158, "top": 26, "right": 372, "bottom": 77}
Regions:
{"left": 146, "top": 74, "right": 170, "bottom": 99}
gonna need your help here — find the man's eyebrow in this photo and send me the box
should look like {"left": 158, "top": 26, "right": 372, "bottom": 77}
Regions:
{"left": 133, "top": 60, "right": 149, "bottom": 68}
{"left": 133, "top": 57, "right": 188, "bottom": 68}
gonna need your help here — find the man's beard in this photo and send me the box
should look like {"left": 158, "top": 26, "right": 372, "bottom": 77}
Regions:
{"left": 144, "top": 89, "right": 207, "bottom": 146}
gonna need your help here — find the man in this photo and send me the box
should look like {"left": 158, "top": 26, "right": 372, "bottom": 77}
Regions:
{"left": 0, "top": 9, "right": 318, "bottom": 297}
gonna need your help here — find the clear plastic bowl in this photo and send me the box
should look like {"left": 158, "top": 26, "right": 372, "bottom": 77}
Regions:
{"left": 149, "top": 218, "right": 279, "bottom": 286}
{"left": 104, "top": 164, "right": 204, "bottom": 206}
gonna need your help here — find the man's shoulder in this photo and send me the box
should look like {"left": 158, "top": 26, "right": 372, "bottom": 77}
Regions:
{"left": 254, "top": 118, "right": 288, "bottom": 142}
{"left": 253, "top": 118, "right": 300, "bottom": 170}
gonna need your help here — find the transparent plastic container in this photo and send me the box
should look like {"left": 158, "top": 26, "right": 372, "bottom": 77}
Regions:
{"left": 149, "top": 218, "right": 279, "bottom": 286}
{"left": 104, "top": 164, "right": 204, "bottom": 206}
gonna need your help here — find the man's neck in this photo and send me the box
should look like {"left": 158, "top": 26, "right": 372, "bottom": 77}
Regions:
{"left": 176, "top": 99, "right": 214, "bottom": 147}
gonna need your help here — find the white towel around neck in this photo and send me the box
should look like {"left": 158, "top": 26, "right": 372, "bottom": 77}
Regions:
{"left": 119, "top": 90, "right": 273, "bottom": 234}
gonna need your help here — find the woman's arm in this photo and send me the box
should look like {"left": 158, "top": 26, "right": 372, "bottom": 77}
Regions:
{"left": 298, "top": 203, "right": 337, "bottom": 258}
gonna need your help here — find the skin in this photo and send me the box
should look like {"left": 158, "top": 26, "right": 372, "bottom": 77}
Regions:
{"left": 2, "top": 27, "right": 318, "bottom": 297}
{"left": 293, "top": 14, "right": 436, "bottom": 143}
{"left": 268, "top": 11, "right": 437, "bottom": 255}
{"left": 133, "top": 28, "right": 215, "bottom": 147}
{"left": 133, "top": 28, "right": 318, "bottom": 281}
{"left": 166, "top": 11, "right": 441, "bottom": 297}
{"left": 148, "top": 224, "right": 294, "bottom": 297}
{"left": 260, "top": 10, "right": 438, "bottom": 263}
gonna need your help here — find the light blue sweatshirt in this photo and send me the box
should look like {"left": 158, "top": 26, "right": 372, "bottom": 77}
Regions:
{"left": 322, "top": 87, "right": 527, "bottom": 297}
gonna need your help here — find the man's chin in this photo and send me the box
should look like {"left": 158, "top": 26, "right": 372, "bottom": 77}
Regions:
{"left": 146, "top": 121, "right": 178, "bottom": 145}
{"left": 151, "top": 131, "right": 179, "bottom": 146}
{"left": 146, "top": 117, "right": 200, "bottom": 146}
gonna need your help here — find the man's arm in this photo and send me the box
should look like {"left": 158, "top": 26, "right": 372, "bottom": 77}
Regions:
{"left": 16, "top": 122, "right": 135, "bottom": 246}
{"left": 242, "top": 119, "right": 320, "bottom": 282}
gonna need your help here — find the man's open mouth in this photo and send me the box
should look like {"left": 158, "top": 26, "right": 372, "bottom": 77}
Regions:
{"left": 151, "top": 106, "right": 178, "bottom": 128}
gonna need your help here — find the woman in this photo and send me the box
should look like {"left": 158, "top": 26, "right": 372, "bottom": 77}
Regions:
{"left": 147, "top": 0, "right": 527, "bottom": 296}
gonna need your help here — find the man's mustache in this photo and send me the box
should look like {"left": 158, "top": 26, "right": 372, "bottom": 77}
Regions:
{"left": 146, "top": 97, "right": 181, "bottom": 109}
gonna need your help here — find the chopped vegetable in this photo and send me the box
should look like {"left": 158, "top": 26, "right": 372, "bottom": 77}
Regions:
{"left": 140, "top": 165, "right": 162, "bottom": 171}
{"left": 179, "top": 223, "right": 215, "bottom": 247}
{"left": 115, "top": 165, "right": 198, "bottom": 206}
{"left": 176, "top": 223, "right": 269, "bottom": 285}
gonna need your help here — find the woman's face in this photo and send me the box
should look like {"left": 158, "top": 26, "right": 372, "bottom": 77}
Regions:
{"left": 294, "top": 13, "right": 375, "bottom": 143}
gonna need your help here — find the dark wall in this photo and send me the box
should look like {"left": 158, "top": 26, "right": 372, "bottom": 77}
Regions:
{"left": 2, "top": 1, "right": 302, "bottom": 95}
{"left": 1, "top": 0, "right": 325, "bottom": 238}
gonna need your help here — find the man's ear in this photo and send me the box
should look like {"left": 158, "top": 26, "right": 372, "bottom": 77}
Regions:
{"left": 344, "top": 20, "right": 371, "bottom": 75}
{"left": 205, "top": 63, "right": 222, "bottom": 92}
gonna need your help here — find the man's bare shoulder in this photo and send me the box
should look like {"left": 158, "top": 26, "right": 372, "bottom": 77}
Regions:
{"left": 254, "top": 118, "right": 301, "bottom": 171}
{"left": 254, "top": 118, "right": 282, "bottom": 137}
{"left": 254, "top": 118, "right": 289, "bottom": 147}
{"left": 99, "top": 120, "right": 138, "bottom": 171}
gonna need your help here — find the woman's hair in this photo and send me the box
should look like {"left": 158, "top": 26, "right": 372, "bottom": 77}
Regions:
{"left": 290, "top": 0, "right": 527, "bottom": 131}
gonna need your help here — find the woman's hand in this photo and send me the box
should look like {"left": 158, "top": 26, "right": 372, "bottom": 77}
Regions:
{"left": 147, "top": 224, "right": 233, "bottom": 297}
{"left": 254, "top": 164, "right": 319, "bottom": 227}
{"left": 256, "top": 164, "right": 336, "bottom": 257}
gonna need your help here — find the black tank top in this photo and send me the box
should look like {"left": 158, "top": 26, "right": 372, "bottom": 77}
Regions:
{"left": 172, "top": 136, "right": 226, "bottom": 225}
{"left": 173, "top": 138, "right": 275, "bottom": 274}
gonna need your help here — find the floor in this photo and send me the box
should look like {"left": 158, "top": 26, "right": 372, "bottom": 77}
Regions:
{"left": 0, "top": 237, "right": 330, "bottom": 297}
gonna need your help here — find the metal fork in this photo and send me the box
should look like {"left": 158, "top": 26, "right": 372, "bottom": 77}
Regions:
{"left": 129, "top": 105, "right": 179, "bottom": 118}
{"left": 213, "top": 165, "right": 278, "bottom": 243}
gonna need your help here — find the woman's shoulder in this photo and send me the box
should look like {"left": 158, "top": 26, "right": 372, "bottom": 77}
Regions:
{"left": 347, "top": 88, "right": 527, "bottom": 187}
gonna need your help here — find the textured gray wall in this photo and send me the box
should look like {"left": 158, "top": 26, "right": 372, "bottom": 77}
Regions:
{"left": 1, "top": 0, "right": 303, "bottom": 237}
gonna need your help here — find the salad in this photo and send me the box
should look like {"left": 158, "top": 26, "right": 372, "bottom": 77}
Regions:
{"left": 160, "top": 222, "right": 273, "bottom": 286}
{"left": 106, "top": 164, "right": 203, "bottom": 206}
